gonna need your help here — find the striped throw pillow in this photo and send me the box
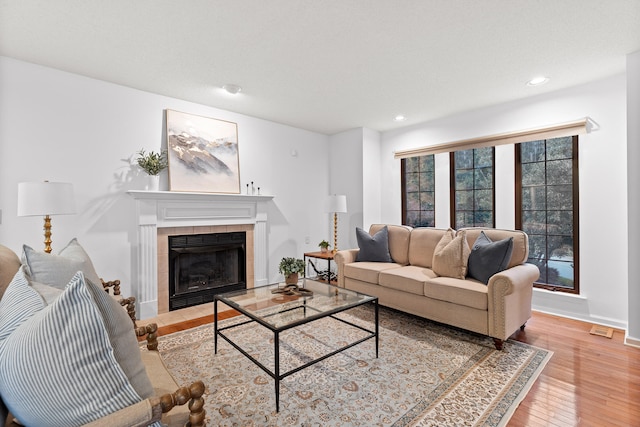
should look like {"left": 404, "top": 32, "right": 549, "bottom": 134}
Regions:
{"left": 0, "top": 272, "right": 157, "bottom": 427}
{"left": 0, "top": 267, "right": 45, "bottom": 346}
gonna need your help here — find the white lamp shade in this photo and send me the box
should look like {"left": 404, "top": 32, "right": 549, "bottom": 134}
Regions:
{"left": 326, "top": 194, "right": 347, "bottom": 213}
{"left": 17, "top": 182, "right": 76, "bottom": 216}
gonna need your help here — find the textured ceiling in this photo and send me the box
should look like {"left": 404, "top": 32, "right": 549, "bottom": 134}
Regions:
{"left": 1, "top": 0, "right": 639, "bottom": 135}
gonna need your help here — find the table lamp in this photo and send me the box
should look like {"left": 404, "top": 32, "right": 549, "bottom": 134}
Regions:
{"left": 17, "top": 181, "right": 76, "bottom": 253}
{"left": 326, "top": 194, "right": 347, "bottom": 253}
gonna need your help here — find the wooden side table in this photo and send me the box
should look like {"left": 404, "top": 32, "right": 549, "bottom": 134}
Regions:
{"left": 304, "top": 251, "right": 336, "bottom": 285}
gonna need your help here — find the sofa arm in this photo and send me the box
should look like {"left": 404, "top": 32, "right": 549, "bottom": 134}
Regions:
{"left": 334, "top": 249, "right": 359, "bottom": 287}
{"left": 487, "top": 263, "right": 540, "bottom": 341}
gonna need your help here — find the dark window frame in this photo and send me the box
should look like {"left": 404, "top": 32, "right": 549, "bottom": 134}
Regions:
{"left": 515, "top": 135, "right": 580, "bottom": 294}
{"left": 449, "top": 147, "right": 496, "bottom": 228}
{"left": 401, "top": 155, "right": 436, "bottom": 227}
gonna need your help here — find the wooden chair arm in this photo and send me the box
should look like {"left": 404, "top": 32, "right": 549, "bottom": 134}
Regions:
{"left": 100, "top": 278, "right": 137, "bottom": 325}
{"left": 101, "top": 278, "right": 121, "bottom": 296}
{"left": 151, "top": 381, "right": 206, "bottom": 427}
{"left": 135, "top": 323, "right": 159, "bottom": 351}
{"left": 119, "top": 296, "right": 137, "bottom": 326}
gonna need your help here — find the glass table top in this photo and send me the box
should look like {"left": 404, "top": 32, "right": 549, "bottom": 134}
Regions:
{"left": 215, "top": 278, "right": 376, "bottom": 330}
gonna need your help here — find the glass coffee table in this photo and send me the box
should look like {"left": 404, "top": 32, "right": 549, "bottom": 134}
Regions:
{"left": 214, "top": 279, "right": 378, "bottom": 412}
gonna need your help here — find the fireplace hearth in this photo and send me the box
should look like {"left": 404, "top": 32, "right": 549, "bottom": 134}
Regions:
{"left": 168, "top": 232, "right": 246, "bottom": 311}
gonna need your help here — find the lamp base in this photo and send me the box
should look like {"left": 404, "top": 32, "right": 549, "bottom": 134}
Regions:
{"left": 333, "top": 212, "right": 339, "bottom": 253}
{"left": 43, "top": 215, "right": 53, "bottom": 253}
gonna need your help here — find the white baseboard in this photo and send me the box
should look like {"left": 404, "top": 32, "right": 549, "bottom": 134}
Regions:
{"left": 624, "top": 333, "right": 640, "bottom": 348}
{"left": 532, "top": 288, "right": 627, "bottom": 330}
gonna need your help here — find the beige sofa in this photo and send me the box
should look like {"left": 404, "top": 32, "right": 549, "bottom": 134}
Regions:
{"left": 335, "top": 225, "right": 539, "bottom": 349}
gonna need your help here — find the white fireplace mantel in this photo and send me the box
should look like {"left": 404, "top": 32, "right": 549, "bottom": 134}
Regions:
{"left": 128, "top": 190, "right": 273, "bottom": 319}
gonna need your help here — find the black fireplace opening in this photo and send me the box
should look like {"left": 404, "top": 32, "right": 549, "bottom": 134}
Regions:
{"left": 168, "top": 232, "right": 246, "bottom": 311}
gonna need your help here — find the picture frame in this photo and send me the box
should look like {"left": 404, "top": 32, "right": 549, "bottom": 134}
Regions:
{"left": 165, "top": 109, "right": 240, "bottom": 193}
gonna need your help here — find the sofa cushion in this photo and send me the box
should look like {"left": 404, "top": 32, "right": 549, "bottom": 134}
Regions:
{"left": 379, "top": 266, "right": 437, "bottom": 295}
{"left": 22, "top": 238, "right": 102, "bottom": 288}
{"left": 408, "top": 228, "right": 449, "bottom": 268}
{"left": 467, "top": 231, "right": 514, "bottom": 284}
{"left": 369, "top": 224, "right": 412, "bottom": 265}
{"left": 0, "top": 271, "right": 154, "bottom": 426}
{"left": 356, "top": 226, "right": 393, "bottom": 262}
{"left": 459, "top": 228, "right": 529, "bottom": 268}
{"left": 424, "top": 276, "right": 489, "bottom": 311}
{"left": 432, "top": 229, "right": 471, "bottom": 279}
{"left": 343, "top": 261, "right": 400, "bottom": 284}
{"left": 0, "top": 244, "right": 21, "bottom": 301}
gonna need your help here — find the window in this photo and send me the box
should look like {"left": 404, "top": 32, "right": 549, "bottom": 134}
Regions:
{"left": 450, "top": 147, "right": 495, "bottom": 228}
{"left": 516, "top": 136, "right": 579, "bottom": 293}
{"left": 401, "top": 155, "right": 435, "bottom": 227}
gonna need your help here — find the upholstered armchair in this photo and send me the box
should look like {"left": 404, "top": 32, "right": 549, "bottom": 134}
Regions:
{"left": 0, "top": 243, "right": 208, "bottom": 427}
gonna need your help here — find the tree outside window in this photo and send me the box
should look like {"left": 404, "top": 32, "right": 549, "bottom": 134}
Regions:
{"left": 402, "top": 155, "right": 435, "bottom": 227}
{"left": 517, "top": 136, "right": 579, "bottom": 293}
{"left": 451, "top": 147, "right": 495, "bottom": 228}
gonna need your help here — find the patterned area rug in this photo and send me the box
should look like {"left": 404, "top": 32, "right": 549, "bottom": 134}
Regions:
{"left": 147, "top": 306, "right": 551, "bottom": 426}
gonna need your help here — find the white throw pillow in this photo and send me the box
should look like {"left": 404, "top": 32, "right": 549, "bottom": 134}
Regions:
{"left": 22, "top": 238, "right": 102, "bottom": 288}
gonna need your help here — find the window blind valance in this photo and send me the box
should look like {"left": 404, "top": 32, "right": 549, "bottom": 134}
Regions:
{"left": 394, "top": 117, "right": 593, "bottom": 159}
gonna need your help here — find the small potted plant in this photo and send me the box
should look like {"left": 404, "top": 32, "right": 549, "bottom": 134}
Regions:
{"left": 318, "top": 240, "right": 331, "bottom": 253}
{"left": 279, "top": 257, "right": 305, "bottom": 284}
{"left": 136, "top": 148, "right": 168, "bottom": 176}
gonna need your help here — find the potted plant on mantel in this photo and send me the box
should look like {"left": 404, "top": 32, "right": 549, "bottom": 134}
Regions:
{"left": 278, "top": 257, "right": 305, "bottom": 285}
{"left": 136, "top": 148, "right": 168, "bottom": 191}
{"left": 318, "top": 240, "right": 331, "bottom": 253}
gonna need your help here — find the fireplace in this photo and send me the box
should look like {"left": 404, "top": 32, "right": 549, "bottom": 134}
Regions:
{"left": 128, "top": 191, "right": 271, "bottom": 319}
{"left": 168, "top": 232, "right": 246, "bottom": 310}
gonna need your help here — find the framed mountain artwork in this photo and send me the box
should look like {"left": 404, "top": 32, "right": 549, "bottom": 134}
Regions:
{"left": 165, "top": 109, "right": 240, "bottom": 193}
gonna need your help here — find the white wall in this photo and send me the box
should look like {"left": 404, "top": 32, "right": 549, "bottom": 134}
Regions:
{"left": 362, "top": 128, "right": 382, "bottom": 229}
{"left": 329, "top": 128, "right": 364, "bottom": 251}
{"left": 380, "top": 74, "right": 629, "bottom": 329}
{"left": 627, "top": 50, "right": 640, "bottom": 346}
{"left": 0, "top": 56, "right": 330, "bottom": 296}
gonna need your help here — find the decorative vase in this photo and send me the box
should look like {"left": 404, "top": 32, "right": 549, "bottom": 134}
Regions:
{"left": 285, "top": 273, "right": 299, "bottom": 285}
{"left": 144, "top": 175, "right": 160, "bottom": 191}
{"left": 321, "top": 247, "right": 328, "bottom": 253}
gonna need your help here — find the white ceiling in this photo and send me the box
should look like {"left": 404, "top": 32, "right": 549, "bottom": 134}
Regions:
{"left": 1, "top": 0, "right": 639, "bottom": 135}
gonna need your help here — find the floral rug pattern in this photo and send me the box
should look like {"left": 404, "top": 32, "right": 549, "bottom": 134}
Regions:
{"left": 145, "top": 306, "right": 551, "bottom": 426}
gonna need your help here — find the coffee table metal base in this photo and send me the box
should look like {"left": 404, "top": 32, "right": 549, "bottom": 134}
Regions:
{"left": 214, "top": 298, "right": 378, "bottom": 412}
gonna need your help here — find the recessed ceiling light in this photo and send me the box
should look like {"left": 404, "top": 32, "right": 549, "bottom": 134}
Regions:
{"left": 526, "top": 76, "right": 549, "bottom": 86}
{"left": 222, "top": 84, "right": 242, "bottom": 95}
{"left": 394, "top": 115, "right": 407, "bottom": 122}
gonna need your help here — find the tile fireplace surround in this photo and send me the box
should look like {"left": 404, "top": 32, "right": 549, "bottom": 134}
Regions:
{"left": 128, "top": 190, "right": 273, "bottom": 319}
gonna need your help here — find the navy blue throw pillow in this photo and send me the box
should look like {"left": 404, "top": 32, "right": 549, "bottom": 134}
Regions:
{"left": 355, "top": 226, "right": 393, "bottom": 262}
{"left": 467, "top": 231, "right": 514, "bottom": 285}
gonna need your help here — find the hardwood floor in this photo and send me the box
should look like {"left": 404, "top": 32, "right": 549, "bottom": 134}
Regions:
{"left": 155, "top": 310, "right": 640, "bottom": 426}
{"left": 509, "top": 312, "right": 640, "bottom": 426}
